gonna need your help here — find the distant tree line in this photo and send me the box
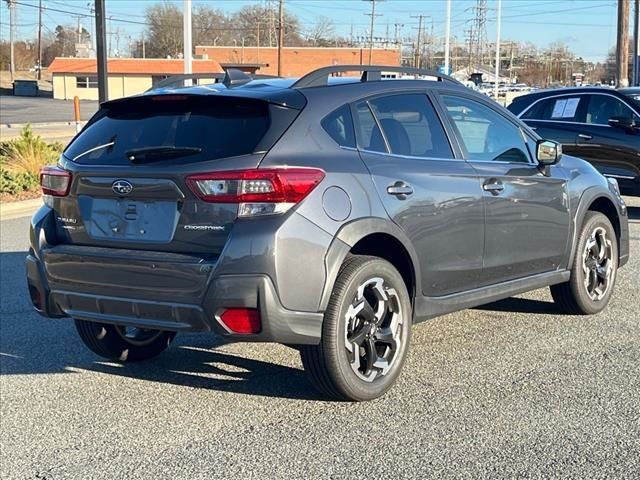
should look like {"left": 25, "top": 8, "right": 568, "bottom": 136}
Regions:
{"left": 0, "top": 0, "right": 626, "bottom": 86}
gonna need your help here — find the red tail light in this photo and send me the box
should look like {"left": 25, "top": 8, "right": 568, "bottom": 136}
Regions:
{"left": 186, "top": 168, "right": 325, "bottom": 217}
{"left": 40, "top": 166, "right": 71, "bottom": 196}
{"left": 218, "top": 308, "right": 261, "bottom": 334}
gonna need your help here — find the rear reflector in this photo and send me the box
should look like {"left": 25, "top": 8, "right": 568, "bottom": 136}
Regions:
{"left": 186, "top": 168, "right": 324, "bottom": 217}
{"left": 40, "top": 166, "right": 71, "bottom": 196}
{"left": 219, "top": 308, "right": 261, "bottom": 334}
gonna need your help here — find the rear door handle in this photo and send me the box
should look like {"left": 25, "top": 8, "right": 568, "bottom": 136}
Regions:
{"left": 578, "top": 133, "right": 593, "bottom": 140}
{"left": 482, "top": 180, "right": 504, "bottom": 194}
{"left": 387, "top": 181, "right": 414, "bottom": 197}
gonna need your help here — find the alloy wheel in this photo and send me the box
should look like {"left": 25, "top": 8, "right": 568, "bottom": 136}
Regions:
{"left": 344, "top": 277, "right": 404, "bottom": 382}
{"left": 582, "top": 226, "right": 614, "bottom": 301}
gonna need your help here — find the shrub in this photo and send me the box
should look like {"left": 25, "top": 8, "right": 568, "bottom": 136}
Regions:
{"left": 0, "top": 167, "right": 39, "bottom": 195}
{"left": 3, "top": 125, "right": 63, "bottom": 177}
{"left": 0, "top": 126, "right": 65, "bottom": 196}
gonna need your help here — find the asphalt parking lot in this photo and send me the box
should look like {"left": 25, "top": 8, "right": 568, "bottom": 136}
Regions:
{"left": 0, "top": 95, "right": 98, "bottom": 125}
{"left": 1, "top": 199, "right": 639, "bottom": 479}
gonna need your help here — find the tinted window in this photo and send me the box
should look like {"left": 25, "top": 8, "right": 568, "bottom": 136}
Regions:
{"left": 442, "top": 95, "right": 531, "bottom": 163}
{"left": 367, "top": 94, "right": 453, "bottom": 158}
{"left": 354, "top": 101, "right": 386, "bottom": 153}
{"left": 321, "top": 104, "right": 356, "bottom": 147}
{"left": 65, "top": 96, "right": 274, "bottom": 165}
{"left": 521, "top": 96, "right": 583, "bottom": 121}
{"left": 585, "top": 94, "right": 639, "bottom": 125}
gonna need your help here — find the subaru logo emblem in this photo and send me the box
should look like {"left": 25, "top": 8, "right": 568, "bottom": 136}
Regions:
{"left": 112, "top": 180, "right": 133, "bottom": 195}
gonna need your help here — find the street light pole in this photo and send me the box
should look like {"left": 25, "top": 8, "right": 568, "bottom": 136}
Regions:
{"left": 183, "top": 0, "right": 193, "bottom": 86}
{"left": 634, "top": 0, "right": 639, "bottom": 85}
{"left": 37, "top": 0, "right": 43, "bottom": 80}
{"left": 8, "top": 0, "right": 15, "bottom": 83}
{"left": 444, "top": 0, "right": 451, "bottom": 74}
{"left": 494, "top": 0, "right": 502, "bottom": 99}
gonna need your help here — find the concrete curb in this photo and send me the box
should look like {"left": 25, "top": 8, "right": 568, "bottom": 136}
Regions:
{"left": 0, "top": 198, "right": 43, "bottom": 221}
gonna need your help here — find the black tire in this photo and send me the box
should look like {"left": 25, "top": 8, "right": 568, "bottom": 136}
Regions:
{"left": 550, "top": 212, "right": 618, "bottom": 315}
{"left": 74, "top": 319, "right": 176, "bottom": 362}
{"left": 300, "top": 255, "right": 412, "bottom": 401}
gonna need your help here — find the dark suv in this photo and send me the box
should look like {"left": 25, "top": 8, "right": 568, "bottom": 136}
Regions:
{"left": 508, "top": 87, "right": 640, "bottom": 196}
{"left": 26, "top": 66, "right": 630, "bottom": 401}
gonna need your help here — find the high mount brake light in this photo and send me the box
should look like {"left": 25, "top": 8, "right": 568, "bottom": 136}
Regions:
{"left": 40, "top": 166, "right": 71, "bottom": 197}
{"left": 186, "top": 168, "right": 325, "bottom": 217}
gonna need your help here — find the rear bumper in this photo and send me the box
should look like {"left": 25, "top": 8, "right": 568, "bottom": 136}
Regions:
{"left": 26, "top": 220, "right": 323, "bottom": 345}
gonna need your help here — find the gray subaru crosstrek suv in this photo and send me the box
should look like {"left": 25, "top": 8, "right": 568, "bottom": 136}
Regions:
{"left": 26, "top": 66, "right": 630, "bottom": 401}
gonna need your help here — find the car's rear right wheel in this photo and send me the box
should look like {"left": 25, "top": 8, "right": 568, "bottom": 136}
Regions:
{"left": 300, "top": 255, "right": 412, "bottom": 401}
{"left": 551, "top": 211, "right": 618, "bottom": 315}
{"left": 74, "top": 319, "right": 176, "bottom": 362}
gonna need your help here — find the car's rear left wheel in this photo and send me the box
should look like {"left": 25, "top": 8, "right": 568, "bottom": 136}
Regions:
{"left": 74, "top": 319, "right": 176, "bottom": 362}
{"left": 300, "top": 255, "right": 412, "bottom": 401}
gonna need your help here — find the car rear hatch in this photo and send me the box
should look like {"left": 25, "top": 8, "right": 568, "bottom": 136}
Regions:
{"left": 49, "top": 92, "right": 304, "bottom": 256}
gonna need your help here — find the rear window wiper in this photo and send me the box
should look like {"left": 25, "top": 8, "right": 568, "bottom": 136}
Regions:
{"left": 126, "top": 146, "right": 202, "bottom": 163}
{"left": 72, "top": 140, "right": 115, "bottom": 161}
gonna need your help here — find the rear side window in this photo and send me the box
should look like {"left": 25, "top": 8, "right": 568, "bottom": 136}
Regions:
{"left": 354, "top": 94, "right": 453, "bottom": 159}
{"left": 522, "top": 96, "right": 584, "bottom": 121}
{"left": 368, "top": 94, "right": 453, "bottom": 158}
{"left": 65, "top": 96, "right": 278, "bottom": 165}
{"left": 321, "top": 104, "right": 356, "bottom": 147}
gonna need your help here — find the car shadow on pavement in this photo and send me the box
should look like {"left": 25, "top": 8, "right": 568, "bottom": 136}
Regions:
{"left": 0, "top": 250, "right": 322, "bottom": 401}
{"left": 474, "top": 296, "right": 563, "bottom": 315}
{"left": 86, "top": 340, "right": 323, "bottom": 401}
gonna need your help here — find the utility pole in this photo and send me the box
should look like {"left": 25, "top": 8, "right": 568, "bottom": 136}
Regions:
{"left": 617, "top": 0, "right": 630, "bottom": 87}
{"left": 634, "top": 0, "right": 639, "bottom": 85}
{"left": 277, "top": 0, "right": 284, "bottom": 76}
{"left": 88, "top": 2, "right": 95, "bottom": 56}
{"left": 141, "top": 31, "right": 146, "bottom": 59}
{"left": 95, "top": 0, "right": 108, "bottom": 102}
{"left": 184, "top": 0, "right": 193, "bottom": 86}
{"left": 411, "top": 14, "right": 429, "bottom": 69}
{"left": 494, "top": 0, "right": 501, "bottom": 99}
{"left": 7, "top": 0, "right": 15, "bottom": 82}
{"left": 37, "top": 0, "right": 43, "bottom": 79}
{"left": 444, "top": 0, "right": 451, "bottom": 74}
{"left": 364, "top": 0, "right": 382, "bottom": 64}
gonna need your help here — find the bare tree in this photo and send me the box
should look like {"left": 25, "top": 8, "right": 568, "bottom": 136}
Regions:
{"left": 307, "top": 16, "right": 335, "bottom": 46}
{"left": 145, "top": 2, "right": 183, "bottom": 58}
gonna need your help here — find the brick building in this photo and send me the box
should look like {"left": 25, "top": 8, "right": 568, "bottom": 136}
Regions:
{"left": 195, "top": 46, "right": 401, "bottom": 77}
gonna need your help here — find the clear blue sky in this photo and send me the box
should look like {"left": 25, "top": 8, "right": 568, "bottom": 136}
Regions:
{"left": 1, "top": 0, "right": 620, "bottom": 62}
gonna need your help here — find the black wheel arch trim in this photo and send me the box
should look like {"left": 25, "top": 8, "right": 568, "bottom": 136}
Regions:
{"left": 568, "top": 186, "right": 629, "bottom": 269}
{"left": 318, "top": 217, "right": 422, "bottom": 312}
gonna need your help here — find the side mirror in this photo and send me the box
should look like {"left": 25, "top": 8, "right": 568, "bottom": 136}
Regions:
{"left": 608, "top": 116, "right": 636, "bottom": 132}
{"left": 536, "top": 139, "right": 562, "bottom": 166}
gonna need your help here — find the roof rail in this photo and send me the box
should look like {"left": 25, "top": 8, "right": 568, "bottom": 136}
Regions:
{"left": 291, "top": 65, "right": 459, "bottom": 89}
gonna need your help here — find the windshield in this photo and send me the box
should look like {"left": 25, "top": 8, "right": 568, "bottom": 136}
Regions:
{"left": 65, "top": 96, "right": 272, "bottom": 165}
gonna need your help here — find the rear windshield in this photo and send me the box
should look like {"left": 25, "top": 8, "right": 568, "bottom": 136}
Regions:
{"left": 65, "top": 96, "right": 273, "bottom": 165}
